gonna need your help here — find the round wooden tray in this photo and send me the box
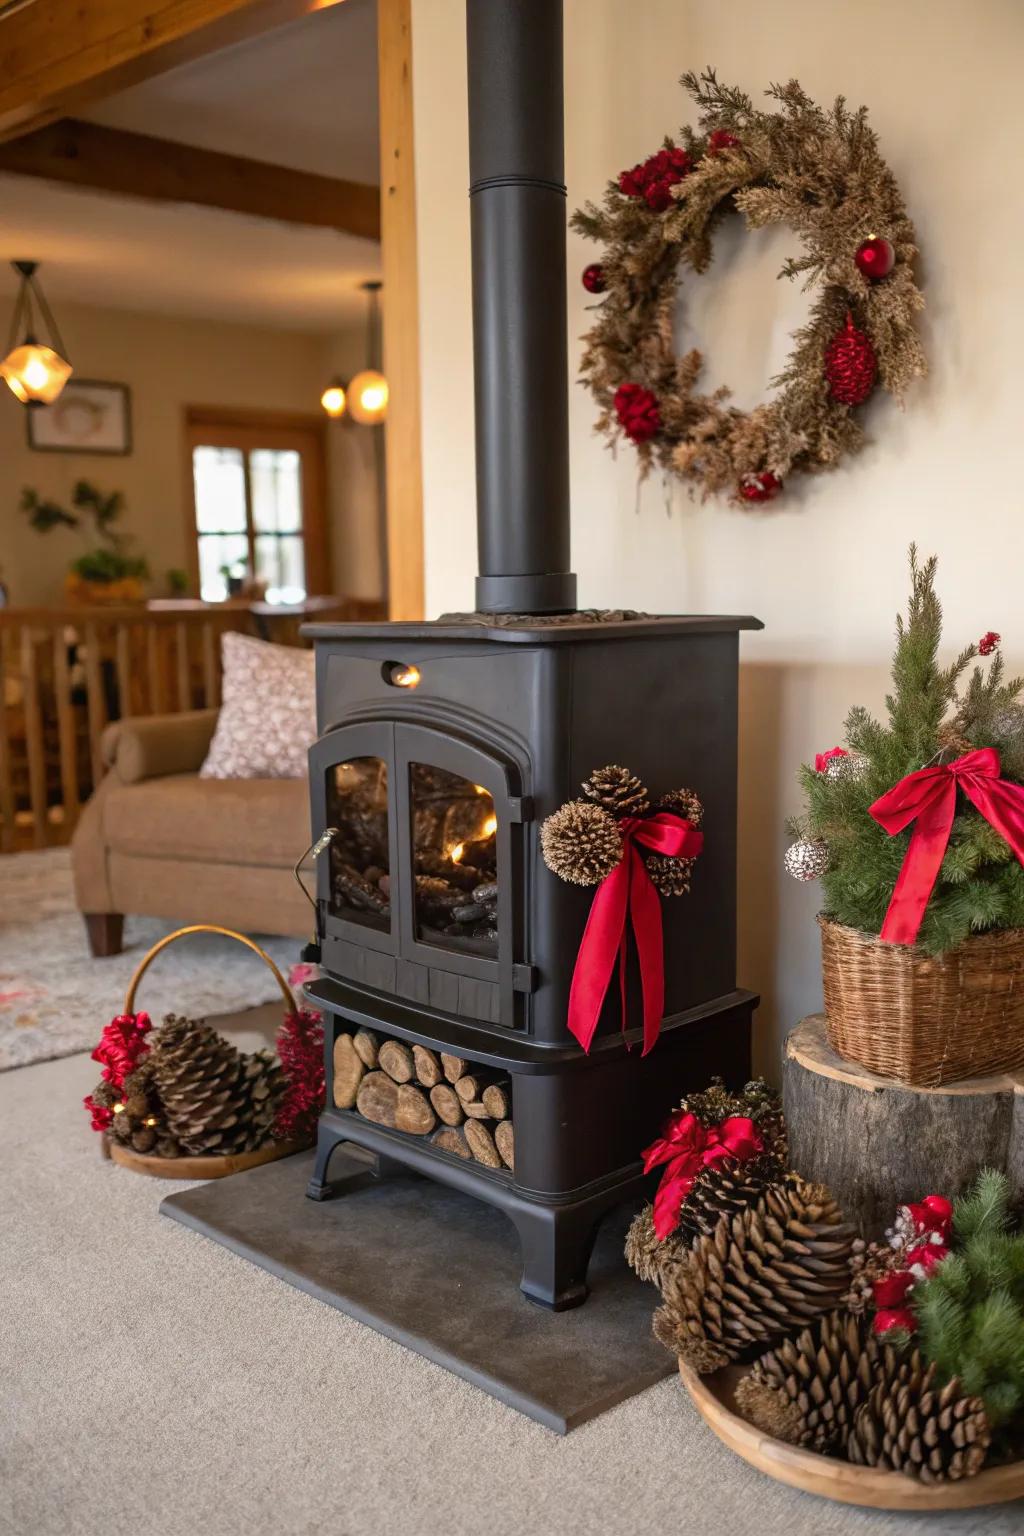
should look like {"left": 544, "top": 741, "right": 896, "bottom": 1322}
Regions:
{"left": 105, "top": 1136, "right": 307, "bottom": 1180}
{"left": 679, "top": 1361, "right": 1024, "bottom": 1511}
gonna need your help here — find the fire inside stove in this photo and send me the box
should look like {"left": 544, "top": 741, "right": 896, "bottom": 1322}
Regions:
{"left": 327, "top": 759, "right": 499, "bottom": 955}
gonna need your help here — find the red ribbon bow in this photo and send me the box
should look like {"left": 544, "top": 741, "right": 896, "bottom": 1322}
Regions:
{"left": 642, "top": 1111, "right": 763, "bottom": 1239}
{"left": 870, "top": 747, "right": 1024, "bottom": 944}
{"left": 567, "top": 812, "right": 703, "bottom": 1056}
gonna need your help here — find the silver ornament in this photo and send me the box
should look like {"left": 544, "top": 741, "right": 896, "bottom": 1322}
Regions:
{"left": 824, "top": 750, "right": 868, "bottom": 783}
{"left": 784, "top": 837, "right": 830, "bottom": 881}
{"left": 992, "top": 707, "right": 1024, "bottom": 742}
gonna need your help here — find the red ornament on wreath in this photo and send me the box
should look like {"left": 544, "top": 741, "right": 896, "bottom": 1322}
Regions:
{"left": 854, "top": 236, "right": 895, "bottom": 281}
{"left": 582, "top": 263, "right": 606, "bottom": 295}
{"left": 739, "top": 471, "right": 782, "bottom": 504}
{"left": 825, "top": 312, "right": 878, "bottom": 406}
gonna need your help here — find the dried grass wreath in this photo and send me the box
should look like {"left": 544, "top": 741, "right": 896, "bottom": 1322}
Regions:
{"left": 571, "top": 70, "right": 926, "bottom": 505}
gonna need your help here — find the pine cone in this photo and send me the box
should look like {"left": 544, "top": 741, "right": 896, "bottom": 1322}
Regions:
{"left": 651, "top": 1175, "right": 857, "bottom": 1371}
{"left": 625, "top": 1203, "right": 688, "bottom": 1282}
{"left": 736, "top": 1308, "right": 878, "bottom": 1453}
{"left": 848, "top": 1357, "right": 990, "bottom": 1483}
{"left": 540, "top": 800, "right": 622, "bottom": 885}
{"left": 645, "top": 853, "right": 697, "bottom": 897}
{"left": 150, "top": 1015, "right": 287, "bottom": 1156}
{"left": 657, "top": 787, "right": 704, "bottom": 827}
{"left": 676, "top": 1155, "right": 779, "bottom": 1247}
{"left": 580, "top": 764, "right": 649, "bottom": 816}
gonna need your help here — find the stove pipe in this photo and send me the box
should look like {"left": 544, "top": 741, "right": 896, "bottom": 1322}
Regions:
{"left": 467, "top": 0, "right": 577, "bottom": 615}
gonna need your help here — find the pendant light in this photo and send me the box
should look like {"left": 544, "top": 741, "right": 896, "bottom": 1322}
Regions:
{"left": 1, "top": 261, "right": 73, "bottom": 406}
{"left": 320, "top": 379, "right": 347, "bottom": 418}
{"left": 347, "top": 280, "right": 388, "bottom": 426}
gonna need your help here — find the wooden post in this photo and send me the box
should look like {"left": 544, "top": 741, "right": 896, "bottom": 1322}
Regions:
{"left": 378, "top": 0, "right": 424, "bottom": 621}
{"left": 52, "top": 631, "right": 80, "bottom": 833}
{"left": 783, "top": 1016, "right": 1024, "bottom": 1237}
{"left": 20, "top": 629, "right": 47, "bottom": 849}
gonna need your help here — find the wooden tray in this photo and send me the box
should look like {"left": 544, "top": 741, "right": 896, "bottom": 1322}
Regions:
{"left": 679, "top": 1361, "right": 1024, "bottom": 1511}
{"left": 106, "top": 1137, "right": 308, "bottom": 1181}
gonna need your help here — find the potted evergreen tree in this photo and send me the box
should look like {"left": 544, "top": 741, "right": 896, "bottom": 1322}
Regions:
{"left": 786, "top": 548, "right": 1024, "bottom": 1086}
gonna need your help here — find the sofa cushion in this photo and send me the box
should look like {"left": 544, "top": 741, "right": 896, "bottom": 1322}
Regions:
{"left": 102, "top": 773, "right": 310, "bottom": 868}
{"left": 200, "top": 632, "right": 316, "bottom": 780}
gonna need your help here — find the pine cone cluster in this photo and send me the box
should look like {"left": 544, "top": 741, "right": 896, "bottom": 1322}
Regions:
{"left": 540, "top": 800, "right": 622, "bottom": 886}
{"left": 645, "top": 787, "right": 704, "bottom": 897}
{"left": 581, "top": 764, "right": 649, "bottom": 816}
{"left": 652, "top": 1175, "right": 857, "bottom": 1372}
{"left": 150, "top": 1015, "right": 287, "bottom": 1155}
{"left": 92, "top": 1060, "right": 183, "bottom": 1157}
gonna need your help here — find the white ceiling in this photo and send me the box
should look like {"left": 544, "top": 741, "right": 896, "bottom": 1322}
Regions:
{"left": 0, "top": 0, "right": 381, "bottom": 331}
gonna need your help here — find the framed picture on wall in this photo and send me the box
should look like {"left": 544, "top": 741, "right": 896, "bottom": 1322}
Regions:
{"left": 27, "top": 379, "right": 132, "bottom": 456}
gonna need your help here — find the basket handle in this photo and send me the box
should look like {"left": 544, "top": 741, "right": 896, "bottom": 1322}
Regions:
{"left": 124, "top": 924, "right": 297, "bottom": 1016}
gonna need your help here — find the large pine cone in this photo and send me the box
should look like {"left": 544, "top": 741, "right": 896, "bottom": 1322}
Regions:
{"left": 149, "top": 1015, "right": 286, "bottom": 1155}
{"left": 736, "top": 1308, "right": 879, "bottom": 1453}
{"left": 625, "top": 1203, "right": 688, "bottom": 1284}
{"left": 540, "top": 800, "right": 622, "bottom": 886}
{"left": 676, "top": 1155, "right": 780, "bottom": 1248}
{"left": 580, "top": 764, "right": 649, "bottom": 816}
{"left": 651, "top": 1175, "right": 857, "bottom": 1372}
{"left": 848, "top": 1357, "right": 990, "bottom": 1483}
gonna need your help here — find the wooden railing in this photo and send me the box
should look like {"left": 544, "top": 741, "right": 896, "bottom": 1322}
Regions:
{"left": 0, "top": 597, "right": 384, "bottom": 852}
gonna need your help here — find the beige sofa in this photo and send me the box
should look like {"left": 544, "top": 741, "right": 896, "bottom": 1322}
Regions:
{"left": 72, "top": 710, "right": 313, "bottom": 956}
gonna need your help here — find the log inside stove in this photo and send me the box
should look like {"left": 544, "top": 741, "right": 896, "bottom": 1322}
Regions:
{"left": 327, "top": 760, "right": 499, "bottom": 945}
{"left": 333, "top": 1028, "right": 514, "bottom": 1172}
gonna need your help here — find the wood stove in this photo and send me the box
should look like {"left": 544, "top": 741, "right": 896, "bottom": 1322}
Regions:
{"left": 301, "top": 0, "right": 759, "bottom": 1310}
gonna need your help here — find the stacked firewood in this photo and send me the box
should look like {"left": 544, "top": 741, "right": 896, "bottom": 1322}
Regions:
{"left": 333, "top": 1029, "right": 514, "bottom": 1171}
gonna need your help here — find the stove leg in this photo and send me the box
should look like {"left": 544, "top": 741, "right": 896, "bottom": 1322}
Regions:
{"left": 513, "top": 1203, "right": 599, "bottom": 1312}
{"left": 307, "top": 1124, "right": 407, "bottom": 1201}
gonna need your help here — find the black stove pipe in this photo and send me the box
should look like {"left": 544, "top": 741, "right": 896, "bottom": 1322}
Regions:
{"left": 467, "top": 0, "right": 577, "bottom": 615}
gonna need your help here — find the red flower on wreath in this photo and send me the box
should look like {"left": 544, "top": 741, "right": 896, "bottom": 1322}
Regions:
{"left": 739, "top": 471, "right": 782, "bottom": 503}
{"left": 614, "top": 383, "right": 661, "bottom": 444}
{"left": 707, "top": 129, "right": 741, "bottom": 155}
{"left": 618, "top": 146, "right": 693, "bottom": 212}
{"left": 979, "top": 631, "right": 1000, "bottom": 656}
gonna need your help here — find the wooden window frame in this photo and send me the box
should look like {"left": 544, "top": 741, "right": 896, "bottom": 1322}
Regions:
{"left": 184, "top": 405, "right": 330, "bottom": 598}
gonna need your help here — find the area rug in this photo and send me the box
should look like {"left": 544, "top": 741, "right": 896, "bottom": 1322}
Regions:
{"left": 0, "top": 848, "right": 302, "bottom": 1071}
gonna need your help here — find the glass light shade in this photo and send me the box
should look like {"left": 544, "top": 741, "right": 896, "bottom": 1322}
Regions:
{"left": 348, "top": 369, "right": 388, "bottom": 425}
{"left": 320, "top": 380, "right": 347, "bottom": 418}
{"left": 0, "top": 341, "right": 72, "bottom": 405}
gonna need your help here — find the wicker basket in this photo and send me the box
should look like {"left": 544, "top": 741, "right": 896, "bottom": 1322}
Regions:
{"left": 819, "top": 915, "right": 1024, "bottom": 1087}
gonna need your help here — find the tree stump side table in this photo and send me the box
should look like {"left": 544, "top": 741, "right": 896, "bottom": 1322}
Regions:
{"left": 783, "top": 1016, "right": 1024, "bottom": 1237}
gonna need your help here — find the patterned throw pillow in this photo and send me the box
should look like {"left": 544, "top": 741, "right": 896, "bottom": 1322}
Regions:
{"left": 199, "top": 632, "right": 317, "bottom": 780}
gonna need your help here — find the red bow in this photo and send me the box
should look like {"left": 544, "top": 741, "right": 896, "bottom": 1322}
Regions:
{"left": 642, "top": 1111, "right": 763, "bottom": 1239}
{"left": 869, "top": 748, "right": 1024, "bottom": 944}
{"left": 567, "top": 812, "right": 703, "bottom": 1056}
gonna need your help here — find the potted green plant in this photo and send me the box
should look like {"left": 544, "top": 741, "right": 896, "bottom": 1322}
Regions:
{"left": 785, "top": 548, "right": 1024, "bottom": 1086}
{"left": 20, "top": 481, "right": 149, "bottom": 604}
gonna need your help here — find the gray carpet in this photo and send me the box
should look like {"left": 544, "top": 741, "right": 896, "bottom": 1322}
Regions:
{"left": 2, "top": 1007, "right": 1021, "bottom": 1536}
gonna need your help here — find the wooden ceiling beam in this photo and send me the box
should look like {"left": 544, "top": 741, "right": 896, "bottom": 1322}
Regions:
{"left": 0, "top": 0, "right": 347, "bottom": 142}
{"left": 0, "top": 118, "right": 380, "bottom": 239}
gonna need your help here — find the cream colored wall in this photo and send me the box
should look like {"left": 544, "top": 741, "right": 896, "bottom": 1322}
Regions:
{"left": 411, "top": 0, "right": 1024, "bottom": 1072}
{"left": 0, "top": 300, "right": 384, "bottom": 605}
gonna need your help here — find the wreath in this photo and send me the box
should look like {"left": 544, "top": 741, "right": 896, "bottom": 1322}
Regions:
{"left": 571, "top": 70, "right": 926, "bottom": 504}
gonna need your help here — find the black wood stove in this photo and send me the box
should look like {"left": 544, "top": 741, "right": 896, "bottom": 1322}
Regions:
{"left": 302, "top": 0, "right": 759, "bottom": 1310}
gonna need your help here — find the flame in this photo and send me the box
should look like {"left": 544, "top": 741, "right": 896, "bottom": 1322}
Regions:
{"left": 450, "top": 842, "right": 465, "bottom": 864}
{"left": 482, "top": 815, "right": 497, "bottom": 837}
